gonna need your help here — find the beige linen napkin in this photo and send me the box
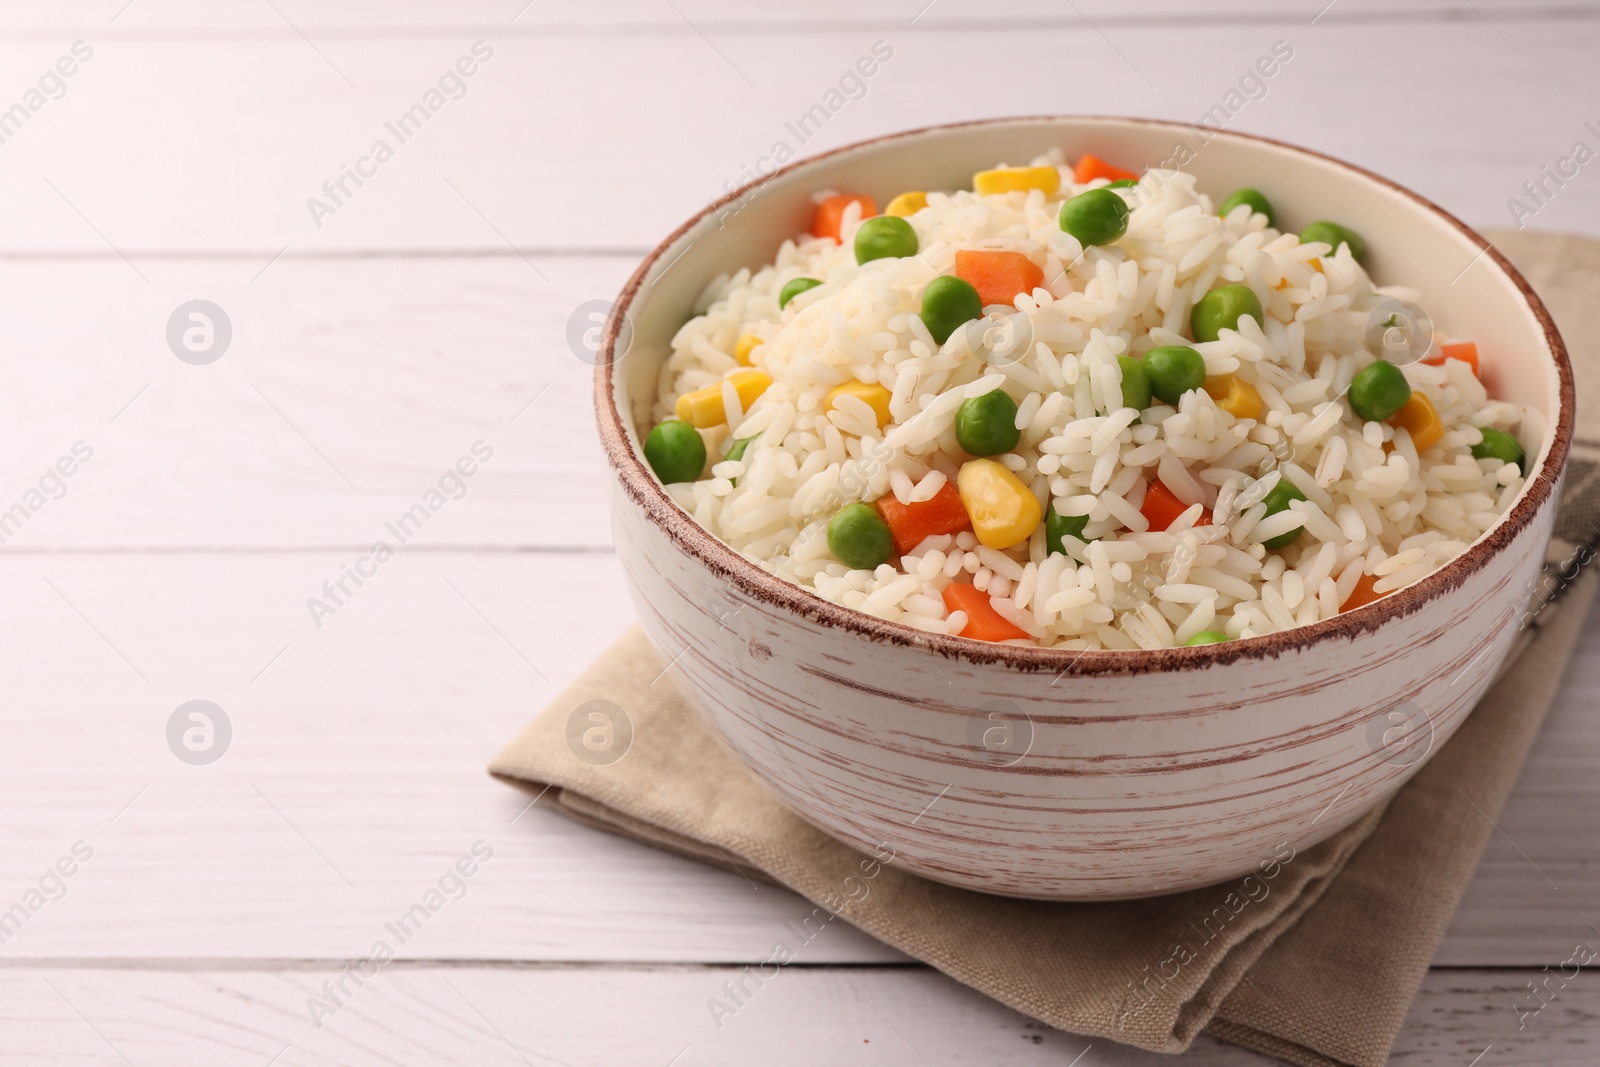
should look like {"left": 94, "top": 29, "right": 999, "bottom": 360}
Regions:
{"left": 492, "top": 230, "right": 1600, "bottom": 1067}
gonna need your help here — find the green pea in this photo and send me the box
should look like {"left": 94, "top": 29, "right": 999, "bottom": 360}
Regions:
{"left": 1058, "top": 188, "right": 1130, "bottom": 246}
{"left": 955, "top": 388, "right": 1021, "bottom": 456}
{"left": 921, "top": 275, "right": 983, "bottom": 344}
{"left": 1348, "top": 360, "right": 1411, "bottom": 423}
{"left": 1116, "top": 354, "right": 1153, "bottom": 412}
{"left": 1472, "top": 427, "right": 1526, "bottom": 473}
{"left": 1045, "top": 503, "right": 1093, "bottom": 555}
{"left": 1185, "top": 630, "right": 1230, "bottom": 645}
{"left": 1143, "top": 345, "right": 1207, "bottom": 405}
{"left": 1217, "top": 188, "right": 1275, "bottom": 226}
{"left": 1190, "top": 284, "right": 1264, "bottom": 343}
{"left": 1299, "top": 221, "right": 1366, "bottom": 261}
{"left": 854, "top": 216, "right": 919, "bottom": 264}
{"left": 1105, "top": 179, "right": 1137, "bottom": 189}
{"left": 1259, "top": 478, "right": 1307, "bottom": 550}
{"left": 779, "top": 277, "right": 823, "bottom": 309}
{"left": 827, "top": 502, "right": 893, "bottom": 570}
{"left": 724, "top": 434, "right": 757, "bottom": 486}
{"left": 643, "top": 420, "right": 706, "bottom": 484}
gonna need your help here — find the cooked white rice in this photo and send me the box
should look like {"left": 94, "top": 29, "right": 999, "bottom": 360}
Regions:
{"left": 644, "top": 147, "right": 1529, "bottom": 649}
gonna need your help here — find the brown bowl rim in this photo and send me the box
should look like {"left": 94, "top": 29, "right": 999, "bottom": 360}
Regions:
{"left": 593, "top": 115, "right": 1574, "bottom": 676}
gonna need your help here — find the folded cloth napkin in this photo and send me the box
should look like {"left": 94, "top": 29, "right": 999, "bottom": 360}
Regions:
{"left": 491, "top": 229, "right": 1600, "bottom": 1067}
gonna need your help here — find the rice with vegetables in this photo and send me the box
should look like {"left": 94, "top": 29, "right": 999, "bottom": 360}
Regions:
{"left": 639, "top": 148, "right": 1530, "bottom": 650}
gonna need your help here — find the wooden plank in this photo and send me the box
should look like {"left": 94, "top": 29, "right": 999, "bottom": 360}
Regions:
{"left": 0, "top": 549, "right": 1594, "bottom": 965}
{"left": 0, "top": 964, "right": 1589, "bottom": 1066}
{"left": 0, "top": 256, "right": 623, "bottom": 550}
{"left": 0, "top": 19, "right": 1591, "bottom": 255}
{"left": 0, "top": 549, "right": 899, "bottom": 964}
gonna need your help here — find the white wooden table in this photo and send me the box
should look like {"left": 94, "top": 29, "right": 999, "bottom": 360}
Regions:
{"left": 2, "top": 2, "right": 1597, "bottom": 1063}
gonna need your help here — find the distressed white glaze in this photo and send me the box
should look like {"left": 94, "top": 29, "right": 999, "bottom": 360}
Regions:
{"left": 598, "top": 118, "right": 1573, "bottom": 900}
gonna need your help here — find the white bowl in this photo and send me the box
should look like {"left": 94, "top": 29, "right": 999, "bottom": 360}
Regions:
{"left": 594, "top": 117, "right": 1573, "bottom": 899}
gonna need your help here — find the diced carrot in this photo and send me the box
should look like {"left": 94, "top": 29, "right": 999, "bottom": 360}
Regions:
{"left": 1340, "top": 572, "right": 1387, "bottom": 612}
{"left": 812, "top": 193, "right": 876, "bottom": 243}
{"left": 1423, "top": 341, "right": 1479, "bottom": 377}
{"left": 875, "top": 481, "right": 972, "bottom": 555}
{"left": 1140, "top": 480, "right": 1212, "bottom": 533}
{"left": 954, "top": 249, "right": 1045, "bottom": 308}
{"left": 942, "top": 582, "right": 1030, "bottom": 642}
{"left": 1073, "top": 153, "right": 1138, "bottom": 185}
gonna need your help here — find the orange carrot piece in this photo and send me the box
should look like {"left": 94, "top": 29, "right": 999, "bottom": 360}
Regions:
{"left": 1423, "top": 341, "right": 1479, "bottom": 377}
{"left": 1341, "top": 572, "right": 1387, "bottom": 612}
{"left": 1073, "top": 153, "right": 1138, "bottom": 185}
{"left": 942, "top": 582, "right": 1030, "bottom": 642}
{"left": 1140, "top": 481, "right": 1211, "bottom": 533}
{"left": 875, "top": 482, "right": 972, "bottom": 555}
{"left": 812, "top": 193, "right": 877, "bottom": 243}
{"left": 954, "top": 249, "right": 1045, "bottom": 308}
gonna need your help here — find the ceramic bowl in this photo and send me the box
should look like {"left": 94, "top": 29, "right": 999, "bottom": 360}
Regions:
{"left": 593, "top": 117, "right": 1573, "bottom": 900}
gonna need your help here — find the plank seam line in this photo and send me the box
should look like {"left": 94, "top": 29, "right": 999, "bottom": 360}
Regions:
{"left": 0, "top": 545, "right": 618, "bottom": 555}
{"left": 0, "top": 960, "right": 1556, "bottom": 973}
{"left": 0, "top": 248, "right": 653, "bottom": 262}
{"left": 0, "top": 959, "right": 927, "bottom": 972}
{"left": 0, "top": 7, "right": 1593, "bottom": 40}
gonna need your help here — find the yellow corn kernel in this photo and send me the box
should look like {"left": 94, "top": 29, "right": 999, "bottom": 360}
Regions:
{"left": 884, "top": 191, "right": 928, "bottom": 217}
{"left": 734, "top": 333, "right": 761, "bottom": 366}
{"left": 826, "top": 380, "right": 893, "bottom": 428}
{"left": 956, "top": 459, "right": 1042, "bottom": 551}
{"left": 1203, "top": 374, "right": 1264, "bottom": 422}
{"left": 973, "top": 166, "right": 1061, "bottom": 198}
{"left": 675, "top": 369, "right": 772, "bottom": 428}
{"left": 1389, "top": 391, "right": 1444, "bottom": 452}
